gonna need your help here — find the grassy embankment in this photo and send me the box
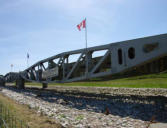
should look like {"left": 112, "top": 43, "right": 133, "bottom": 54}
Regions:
{"left": 26, "top": 72, "right": 167, "bottom": 88}
{"left": 0, "top": 94, "right": 63, "bottom": 128}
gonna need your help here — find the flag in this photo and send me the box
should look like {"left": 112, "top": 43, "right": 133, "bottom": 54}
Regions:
{"left": 77, "top": 19, "right": 86, "bottom": 31}
{"left": 27, "top": 53, "right": 29, "bottom": 59}
{"left": 11, "top": 64, "right": 13, "bottom": 67}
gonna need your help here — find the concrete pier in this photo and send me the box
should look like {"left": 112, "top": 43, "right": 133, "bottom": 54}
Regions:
{"left": 16, "top": 76, "right": 25, "bottom": 89}
{"left": 42, "top": 83, "right": 48, "bottom": 89}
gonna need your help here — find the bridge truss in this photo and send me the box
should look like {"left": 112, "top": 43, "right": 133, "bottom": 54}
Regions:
{"left": 2, "top": 33, "right": 167, "bottom": 88}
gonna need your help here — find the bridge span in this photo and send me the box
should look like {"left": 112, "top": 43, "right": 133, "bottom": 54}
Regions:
{"left": 1, "top": 33, "right": 167, "bottom": 89}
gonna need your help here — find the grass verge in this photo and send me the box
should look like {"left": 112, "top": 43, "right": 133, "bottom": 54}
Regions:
{"left": 26, "top": 73, "right": 167, "bottom": 88}
{"left": 0, "top": 93, "right": 63, "bottom": 128}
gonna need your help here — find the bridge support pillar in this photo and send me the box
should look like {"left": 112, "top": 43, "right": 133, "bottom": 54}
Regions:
{"left": 0, "top": 76, "right": 5, "bottom": 86}
{"left": 0, "top": 81, "right": 5, "bottom": 86}
{"left": 16, "top": 76, "right": 25, "bottom": 89}
{"left": 42, "top": 83, "right": 48, "bottom": 89}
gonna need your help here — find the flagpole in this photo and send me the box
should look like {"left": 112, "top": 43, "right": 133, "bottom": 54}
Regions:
{"left": 27, "top": 57, "right": 29, "bottom": 68}
{"left": 85, "top": 18, "right": 87, "bottom": 49}
{"left": 85, "top": 18, "right": 89, "bottom": 76}
{"left": 27, "top": 53, "right": 29, "bottom": 68}
{"left": 11, "top": 64, "right": 13, "bottom": 72}
{"left": 77, "top": 18, "right": 88, "bottom": 75}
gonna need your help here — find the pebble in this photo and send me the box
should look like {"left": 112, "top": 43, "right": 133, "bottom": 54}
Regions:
{"left": 0, "top": 86, "right": 166, "bottom": 128}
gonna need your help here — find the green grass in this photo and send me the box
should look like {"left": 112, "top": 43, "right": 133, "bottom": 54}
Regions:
{"left": 0, "top": 94, "right": 63, "bottom": 128}
{"left": 26, "top": 72, "right": 167, "bottom": 88}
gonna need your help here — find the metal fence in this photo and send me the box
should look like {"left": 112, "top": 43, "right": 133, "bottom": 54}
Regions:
{"left": 0, "top": 102, "right": 29, "bottom": 128}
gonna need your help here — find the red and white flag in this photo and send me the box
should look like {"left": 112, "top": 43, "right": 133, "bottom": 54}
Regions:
{"left": 77, "top": 19, "right": 86, "bottom": 31}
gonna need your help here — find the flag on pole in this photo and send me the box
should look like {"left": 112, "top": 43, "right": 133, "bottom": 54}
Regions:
{"left": 76, "top": 18, "right": 88, "bottom": 49}
{"left": 77, "top": 19, "right": 86, "bottom": 31}
{"left": 27, "top": 53, "right": 29, "bottom": 59}
{"left": 77, "top": 18, "right": 88, "bottom": 74}
{"left": 27, "top": 53, "right": 29, "bottom": 68}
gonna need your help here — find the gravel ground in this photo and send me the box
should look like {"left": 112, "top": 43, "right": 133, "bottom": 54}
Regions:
{"left": 46, "top": 86, "right": 167, "bottom": 97}
{"left": 0, "top": 86, "right": 167, "bottom": 128}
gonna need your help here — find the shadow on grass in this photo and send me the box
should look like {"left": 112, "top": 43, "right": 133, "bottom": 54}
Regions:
{"left": 4, "top": 86, "right": 167, "bottom": 123}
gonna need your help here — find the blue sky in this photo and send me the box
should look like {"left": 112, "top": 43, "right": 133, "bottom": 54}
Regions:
{"left": 0, "top": 0, "right": 167, "bottom": 75}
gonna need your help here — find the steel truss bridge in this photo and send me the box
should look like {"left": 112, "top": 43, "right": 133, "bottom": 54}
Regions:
{"left": 2, "top": 33, "right": 167, "bottom": 88}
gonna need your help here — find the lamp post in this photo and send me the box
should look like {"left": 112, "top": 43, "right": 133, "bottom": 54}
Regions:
{"left": 11, "top": 64, "right": 13, "bottom": 72}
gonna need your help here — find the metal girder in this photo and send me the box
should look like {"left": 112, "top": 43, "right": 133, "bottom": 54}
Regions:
{"left": 66, "top": 53, "right": 84, "bottom": 79}
{"left": 4, "top": 72, "right": 19, "bottom": 82}
{"left": 90, "top": 50, "right": 110, "bottom": 74}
